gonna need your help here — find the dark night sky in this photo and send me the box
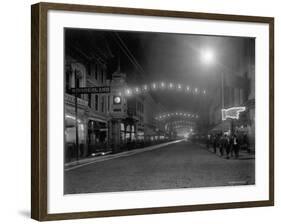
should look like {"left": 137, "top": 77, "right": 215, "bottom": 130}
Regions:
{"left": 65, "top": 28, "right": 254, "bottom": 115}
{"left": 117, "top": 31, "right": 253, "bottom": 113}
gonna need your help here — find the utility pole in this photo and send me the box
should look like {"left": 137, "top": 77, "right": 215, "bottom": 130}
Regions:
{"left": 74, "top": 70, "right": 79, "bottom": 162}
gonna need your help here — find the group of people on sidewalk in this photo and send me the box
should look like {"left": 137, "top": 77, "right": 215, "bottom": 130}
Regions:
{"left": 206, "top": 133, "right": 249, "bottom": 159}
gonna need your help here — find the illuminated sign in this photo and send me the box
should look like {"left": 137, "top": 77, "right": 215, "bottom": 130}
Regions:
{"left": 221, "top": 107, "right": 246, "bottom": 121}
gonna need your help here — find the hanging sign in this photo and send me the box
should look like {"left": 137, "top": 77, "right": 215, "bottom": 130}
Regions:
{"left": 221, "top": 106, "right": 246, "bottom": 120}
{"left": 69, "top": 86, "right": 110, "bottom": 94}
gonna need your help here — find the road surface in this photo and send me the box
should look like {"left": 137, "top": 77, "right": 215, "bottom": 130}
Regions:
{"left": 64, "top": 141, "right": 255, "bottom": 194}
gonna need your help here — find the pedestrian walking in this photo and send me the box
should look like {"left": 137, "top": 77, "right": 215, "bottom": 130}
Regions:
{"left": 225, "top": 135, "right": 231, "bottom": 159}
{"left": 219, "top": 135, "right": 225, "bottom": 157}
{"left": 213, "top": 134, "right": 218, "bottom": 154}
{"left": 232, "top": 134, "right": 240, "bottom": 159}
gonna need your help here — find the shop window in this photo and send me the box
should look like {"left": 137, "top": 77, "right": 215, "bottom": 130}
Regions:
{"left": 65, "top": 116, "right": 85, "bottom": 143}
{"left": 120, "top": 123, "right": 125, "bottom": 142}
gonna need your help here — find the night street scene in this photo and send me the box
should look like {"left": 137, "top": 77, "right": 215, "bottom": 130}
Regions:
{"left": 64, "top": 28, "right": 255, "bottom": 194}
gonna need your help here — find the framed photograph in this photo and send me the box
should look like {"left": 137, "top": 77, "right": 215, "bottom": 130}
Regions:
{"left": 31, "top": 2, "right": 274, "bottom": 221}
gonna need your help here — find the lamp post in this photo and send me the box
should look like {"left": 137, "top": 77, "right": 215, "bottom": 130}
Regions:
{"left": 74, "top": 69, "right": 80, "bottom": 162}
{"left": 200, "top": 48, "right": 225, "bottom": 132}
{"left": 221, "top": 71, "right": 225, "bottom": 110}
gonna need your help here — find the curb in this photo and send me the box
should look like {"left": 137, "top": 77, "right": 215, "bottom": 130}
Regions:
{"left": 65, "top": 140, "right": 183, "bottom": 171}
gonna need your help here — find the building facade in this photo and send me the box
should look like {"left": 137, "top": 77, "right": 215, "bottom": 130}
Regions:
{"left": 208, "top": 38, "right": 255, "bottom": 148}
{"left": 64, "top": 55, "right": 112, "bottom": 161}
{"left": 64, "top": 30, "right": 170, "bottom": 161}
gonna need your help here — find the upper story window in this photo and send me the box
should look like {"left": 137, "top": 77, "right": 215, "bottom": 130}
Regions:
{"left": 65, "top": 67, "right": 72, "bottom": 94}
{"left": 65, "top": 67, "right": 85, "bottom": 99}
{"left": 95, "top": 95, "right": 99, "bottom": 111}
{"left": 107, "top": 95, "right": 110, "bottom": 113}
{"left": 101, "top": 96, "right": 105, "bottom": 113}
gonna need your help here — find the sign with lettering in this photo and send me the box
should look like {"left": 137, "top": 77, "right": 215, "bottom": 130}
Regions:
{"left": 221, "top": 107, "right": 246, "bottom": 121}
{"left": 65, "top": 94, "right": 88, "bottom": 107}
{"left": 69, "top": 86, "right": 111, "bottom": 94}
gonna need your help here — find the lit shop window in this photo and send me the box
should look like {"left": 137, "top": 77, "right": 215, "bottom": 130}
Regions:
{"left": 65, "top": 115, "right": 85, "bottom": 143}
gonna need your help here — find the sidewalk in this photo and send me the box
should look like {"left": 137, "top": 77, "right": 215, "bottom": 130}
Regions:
{"left": 65, "top": 140, "right": 183, "bottom": 171}
{"left": 197, "top": 143, "right": 255, "bottom": 160}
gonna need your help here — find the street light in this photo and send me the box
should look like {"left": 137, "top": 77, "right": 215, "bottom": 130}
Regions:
{"left": 200, "top": 48, "right": 224, "bottom": 109}
{"left": 200, "top": 48, "right": 215, "bottom": 65}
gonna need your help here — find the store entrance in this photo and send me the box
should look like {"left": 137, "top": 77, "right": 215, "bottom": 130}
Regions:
{"left": 87, "top": 120, "right": 108, "bottom": 155}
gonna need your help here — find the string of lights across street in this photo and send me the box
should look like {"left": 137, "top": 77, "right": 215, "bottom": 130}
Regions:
{"left": 155, "top": 112, "right": 199, "bottom": 121}
{"left": 119, "top": 82, "right": 207, "bottom": 97}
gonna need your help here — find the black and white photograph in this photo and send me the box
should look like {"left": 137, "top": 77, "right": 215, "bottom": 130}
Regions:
{"left": 63, "top": 28, "right": 255, "bottom": 195}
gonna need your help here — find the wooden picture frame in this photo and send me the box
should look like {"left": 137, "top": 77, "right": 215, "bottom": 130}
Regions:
{"left": 31, "top": 2, "right": 274, "bottom": 221}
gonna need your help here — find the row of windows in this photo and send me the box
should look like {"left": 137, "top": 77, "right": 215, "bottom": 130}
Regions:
{"left": 65, "top": 63, "right": 106, "bottom": 92}
{"left": 65, "top": 62, "right": 110, "bottom": 115}
{"left": 89, "top": 63, "right": 107, "bottom": 84}
{"left": 136, "top": 101, "right": 144, "bottom": 113}
{"left": 224, "top": 86, "right": 245, "bottom": 108}
{"left": 88, "top": 94, "right": 110, "bottom": 113}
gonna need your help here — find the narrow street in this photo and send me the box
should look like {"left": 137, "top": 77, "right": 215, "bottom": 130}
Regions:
{"left": 64, "top": 141, "right": 255, "bottom": 194}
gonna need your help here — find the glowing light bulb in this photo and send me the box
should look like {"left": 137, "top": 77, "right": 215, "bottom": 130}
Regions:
{"left": 126, "top": 89, "right": 132, "bottom": 95}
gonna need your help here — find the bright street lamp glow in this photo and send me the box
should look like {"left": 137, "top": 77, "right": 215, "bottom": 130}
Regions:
{"left": 125, "top": 89, "right": 131, "bottom": 95}
{"left": 200, "top": 48, "right": 215, "bottom": 65}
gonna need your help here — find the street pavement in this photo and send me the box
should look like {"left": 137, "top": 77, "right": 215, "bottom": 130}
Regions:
{"left": 64, "top": 141, "right": 255, "bottom": 194}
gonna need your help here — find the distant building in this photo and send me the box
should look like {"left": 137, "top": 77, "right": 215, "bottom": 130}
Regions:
{"left": 143, "top": 94, "right": 167, "bottom": 141}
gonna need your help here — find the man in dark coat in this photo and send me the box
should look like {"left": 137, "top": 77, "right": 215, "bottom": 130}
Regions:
{"left": 219, "top": 135, "right": 225, "bottom": 157}
{"left": 232, "top": 134, "right": 240, "bottom": 159}
{"left": 225, "top": 135, "right": 231, "bottom": 159}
